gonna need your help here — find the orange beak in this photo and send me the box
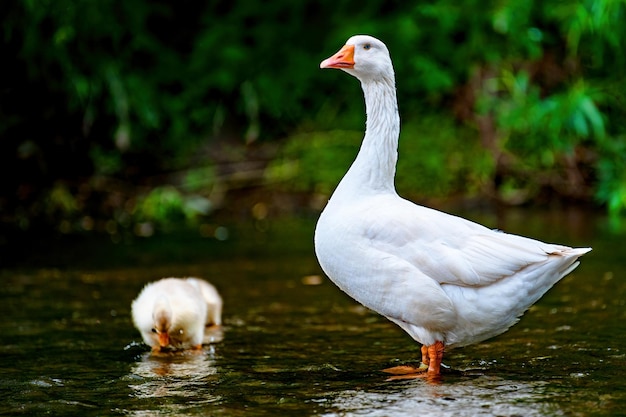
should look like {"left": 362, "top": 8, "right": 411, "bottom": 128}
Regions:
{"left": 320, "top": 44, "right": 355, "bottom": 69}
{"left": 158, "top": 332, "right": 170, "bottom": 347}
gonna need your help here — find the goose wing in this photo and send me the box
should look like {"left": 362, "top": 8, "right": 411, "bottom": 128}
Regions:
{"left": 360, "top": 196, "right": 588, "bottom": 288}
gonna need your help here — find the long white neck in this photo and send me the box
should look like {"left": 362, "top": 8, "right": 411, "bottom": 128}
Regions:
{"left": 332, "top": 76, "right": 400, "bottom": 201}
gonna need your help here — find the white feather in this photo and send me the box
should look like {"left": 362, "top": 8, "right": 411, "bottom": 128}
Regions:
{"left": 315, "top": 35, "right": 591, "bottom": 351}
{"left": 131, "top": 277, "right": 222, "bottom": 350}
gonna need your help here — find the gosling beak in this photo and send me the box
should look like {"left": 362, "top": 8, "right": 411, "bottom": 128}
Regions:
{"left": 320, "top": 44, "right": 355, "bottom": 69}
{"left": 158, "top": 332, "right": 170, "bottom": 347}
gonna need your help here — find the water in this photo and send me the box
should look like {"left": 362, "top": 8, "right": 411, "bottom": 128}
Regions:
{"left": 1, "top": 208, "right": 625, "bottom": 416}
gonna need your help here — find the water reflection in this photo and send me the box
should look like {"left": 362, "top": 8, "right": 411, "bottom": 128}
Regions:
{"left": 1, "top": 211, "right": 624, "bottom": 416}
{"left": 129, "top": 349, "right": 219, "bottom": 393}
{"left": 322, "top": 376, "right": 561, "bottom": 417}
{"left": 124, "top": 347, "right": 222, "bottom": 417}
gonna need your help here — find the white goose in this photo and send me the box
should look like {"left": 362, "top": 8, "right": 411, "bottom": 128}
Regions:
{"left": 314, "top": 35, "right": 591, "bottom": 379}
{"left": 132, "top": 277, "right": 222, "bottom": 352}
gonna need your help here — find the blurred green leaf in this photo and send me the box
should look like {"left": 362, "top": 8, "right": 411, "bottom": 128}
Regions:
{"left": 3, "top": 0, "right": 626, "bottom": 232}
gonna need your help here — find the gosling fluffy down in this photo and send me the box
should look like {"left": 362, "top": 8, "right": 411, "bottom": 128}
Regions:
{"left": 131, "top": 277, "right": 222, "bottom": 351}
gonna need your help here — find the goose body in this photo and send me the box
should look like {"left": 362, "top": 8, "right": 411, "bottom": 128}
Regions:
{"left": 314, "top": 35, "right": 591, "bottom": 377}
{"left": 132, "top": 277, "right": 222, "bottom": 351}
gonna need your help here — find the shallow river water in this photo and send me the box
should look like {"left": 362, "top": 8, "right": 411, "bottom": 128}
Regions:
{"left": 1, "top": 207, "right": 625, "bottom": 416}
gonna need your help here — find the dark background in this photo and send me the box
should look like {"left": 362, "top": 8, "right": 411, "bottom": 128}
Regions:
{"left": 2, "top": 0, "right": 625, "bottom": 244}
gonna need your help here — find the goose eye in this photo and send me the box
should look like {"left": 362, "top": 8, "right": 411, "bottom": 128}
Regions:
{"left": 363, "top": 43, "right": 371, "bottom": 50}
{"left": 179, "top": 329, "right": 184, "bottom": 335}
{"left": 151, "top": 328, "right": 157, "bottom": 333}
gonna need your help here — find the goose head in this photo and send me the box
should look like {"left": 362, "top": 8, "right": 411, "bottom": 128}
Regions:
{"left": 320, "top": 35, "right": 394, "bottom": 83}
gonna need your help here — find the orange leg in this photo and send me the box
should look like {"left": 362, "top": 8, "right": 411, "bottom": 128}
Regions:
{"left": 425, "top": 341, "right": 444, "bottom": 375}
{"left": 421, "top": 345, "right": 430, "bottom": 367}
{"left": 382, "top": 341, "right": 445, "bottom": 381}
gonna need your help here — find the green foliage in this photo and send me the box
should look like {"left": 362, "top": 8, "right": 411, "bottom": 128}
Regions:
{"left": 133, "top": 186, "right": 212, "bottom": 231}
{"left": 47, "top": 182, "right": 78, "bottom": 217}
{"left": 182, "top": 167, "right": 217, "bottom": 193}
{"left": 478, "top": 69, "right": 605, "bottom": 163}
{"left": 266, "top": 130, "right": 363, "bottom": 195}
{"left": 2, "top": 0, "right": 626, "bottom": 234}
{"left": 269, "top": 116, "right": 493, "bottom": 199}
{"left": 396, "top": 117, "right": 494, "bottom": 199}
{"left": 596, "top": 137, "right": 626, "bottom": 217}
